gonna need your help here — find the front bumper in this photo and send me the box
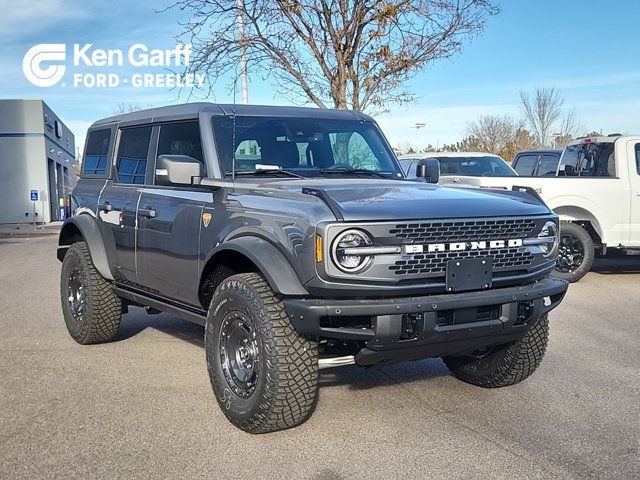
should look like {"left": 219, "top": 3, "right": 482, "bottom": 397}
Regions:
{"left": 284, "top": 277, "right": 568, "bottom": 366}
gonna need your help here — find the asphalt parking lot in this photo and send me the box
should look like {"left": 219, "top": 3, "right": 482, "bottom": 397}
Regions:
{"left": 1, "top": 236, "right": 638, "bottom": 479}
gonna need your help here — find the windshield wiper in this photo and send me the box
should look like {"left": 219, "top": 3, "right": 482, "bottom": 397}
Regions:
{"left": 318, "top": 167, "right": 389, "bottom": 178}
{"left": 226, "top": 169, "right": 304, "bottom": 179}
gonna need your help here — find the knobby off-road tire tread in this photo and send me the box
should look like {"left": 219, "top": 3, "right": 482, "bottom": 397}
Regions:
{"left": 60, "top": 242, "right": 122, "bottom": 344}
{"left": 206, "top": 273, "right": 318, "bottom": 433}
{"left": 443, "top": 314, "right": 549, "bottom": 388}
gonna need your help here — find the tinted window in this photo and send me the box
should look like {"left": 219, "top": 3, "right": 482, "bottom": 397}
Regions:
{"left": 116, "top": 126, "right": 152, "bottom": 185}
{"left": 513, "top": 154, "right": 537, "bottom": 176}
{"left": 635, "top": 144, "right": 640, "bottom": 174}
{"left": 438, "top": 156, "right": 515, "bottom": 176}
{"left": 538, "top": 154, "right": 560, "bottom": 176}
{"left": 83, "top": 129, "right": 111, "bottom": 176}
{"left": 212, "top": 116, "right": 402, "bottom": 178}
{"left": 157, "top": 121, "right": 203, "bottom": 162}
{"left": 560, "top": 143, "right": 615, "bottom": 177}
{"left": 399, "top": 159, "right": 417, "bottom": 178}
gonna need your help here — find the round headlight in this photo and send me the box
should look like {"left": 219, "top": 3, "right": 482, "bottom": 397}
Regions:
{"left": 331, "top": 229, "right": 373, "bottom": 273}
{"left": 539, "top": 221, "right": 559, "bottom": 257}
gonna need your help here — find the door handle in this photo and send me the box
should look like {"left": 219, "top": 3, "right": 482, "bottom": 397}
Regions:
{"left": 98, "top": 202, "right": 112, "bottom": 212}
{"left": 138, "top": 207, "right": 157, "bottom": 219}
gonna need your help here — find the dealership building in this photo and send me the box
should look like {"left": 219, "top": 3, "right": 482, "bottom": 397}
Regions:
{"left": 0, "top": 100, "right": 76, "bottom": 224}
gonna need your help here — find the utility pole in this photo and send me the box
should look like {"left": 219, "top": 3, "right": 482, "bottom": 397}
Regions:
{"left": 237, "top": 0, "right": 248, "bottom": 105}
{"left": 412, "top": 123, "right": 426, "bottom": 152}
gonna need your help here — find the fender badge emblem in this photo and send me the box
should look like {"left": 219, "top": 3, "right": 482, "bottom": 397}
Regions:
{"left": 202, "top": 213, "right": 212, "bottom": 228}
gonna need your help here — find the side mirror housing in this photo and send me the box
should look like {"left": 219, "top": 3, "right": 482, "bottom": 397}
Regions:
{"left": 416, "top": 158, "right": 440, "bottom": 183}
{"left": 155, "top": 155, "right": 203, "bottom": 186}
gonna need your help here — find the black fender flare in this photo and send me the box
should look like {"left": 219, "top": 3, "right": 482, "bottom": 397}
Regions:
{"left": 57, "top": 214, "right": 115, "bottom": 281}
{"left": 208, "top": 236, "right": 308, "bottom": 296}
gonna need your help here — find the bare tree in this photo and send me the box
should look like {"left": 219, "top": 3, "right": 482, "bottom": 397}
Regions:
{"left": 520, "top": 87, "right": 564, "bottom": 147}
{"left": 553, "top": 107, "right": 584, "bottom": 147}
{"left": 466, "top": 115, "right": 518, "bottom": 153}
{"left": 111, "top": 102, "right": 154, "bottom": 115}
{"left": 167, "top": 0, "right": 498, "bottom": 112}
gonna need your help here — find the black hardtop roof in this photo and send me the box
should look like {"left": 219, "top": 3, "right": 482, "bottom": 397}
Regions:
{"left": 91, "top": 102, "right": 372, "bottom": 128}
{"left": 515, "top": 149, "right": 563, "bottom": 156}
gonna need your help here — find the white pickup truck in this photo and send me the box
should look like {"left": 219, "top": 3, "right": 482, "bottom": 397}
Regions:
{"left": 439, "top": 136, "right": 640, "bottom": 282}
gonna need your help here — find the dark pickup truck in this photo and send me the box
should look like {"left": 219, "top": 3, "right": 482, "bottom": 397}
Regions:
{"left": 58, "top": 103, "right": 568, "bottom": 433}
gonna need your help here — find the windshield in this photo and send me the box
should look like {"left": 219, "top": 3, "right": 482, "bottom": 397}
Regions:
{"left": 559, "top": 142, "right": 616, "bottom": 177}
{"left": 212, "top": 116, "right": 403, "bottom": 178}
{"left": 437, "top": 156, "right": 516, "bottom": 176}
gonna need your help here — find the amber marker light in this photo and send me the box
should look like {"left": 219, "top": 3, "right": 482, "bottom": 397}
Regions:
{"left": 315, "top": 235, "right": 323, "bottom": 263}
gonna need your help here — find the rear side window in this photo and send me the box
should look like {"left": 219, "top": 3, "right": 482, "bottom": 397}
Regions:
{"left": 513, "top": 154, "right": 537, "bottom": 176}
{"left": 82, "top": 129, "right": 111, "bottom": 176}
{"left": 538, "top": 154, "right": 559, "bottom": 176}
{"left": 116, "top": 126, "right": 152, "bottom": 185}
{"left": 635, "top": 144, "right": 640, "bottom": 174}
{"left": 560, "top": 143, "right": 615, "bottom": 177}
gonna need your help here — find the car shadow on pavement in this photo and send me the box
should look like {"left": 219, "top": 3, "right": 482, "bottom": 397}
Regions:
{"left": 114, "top": 308, "right": 451, "bottom": 389}
{"left": 115, "top": 308, "right": 205, "bottom": 347}
{"left": 591, "top": 256, "right": 640, "bottom": 275}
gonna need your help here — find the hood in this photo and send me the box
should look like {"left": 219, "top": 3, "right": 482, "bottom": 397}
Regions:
{"left": 272, "top": 179, "right": 550, "bottom": 221}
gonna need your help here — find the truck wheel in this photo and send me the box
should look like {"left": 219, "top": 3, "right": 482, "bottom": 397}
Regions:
{"left": 442, "top": 314, "right": 549, "bottom": 388}
{"left": 553, "top": 222, "right": 594, "bottom": 283}
{"left": 60, "top": 242, "right": 122, "bottom": 344}
{"left": 205, "top": 273, "right": 318, "bottom": 433}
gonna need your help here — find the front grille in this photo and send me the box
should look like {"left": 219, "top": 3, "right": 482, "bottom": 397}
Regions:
{"left": 390, "top": 247, "right": 534, "bottom": 276}
{"left": 389, "top": 219, "right": 537, "bottom": 244}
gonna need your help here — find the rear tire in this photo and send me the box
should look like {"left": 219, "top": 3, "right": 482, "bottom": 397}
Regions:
{"left": 60, "top": 242, "right": 122, "bottom": 344}
{"left": 205, "top": 273, "right": 318, "bottom": 433}
{"left": 443, "top": 314, "right": 549, "bottom": 388}
{"left": 553, "top": 222, "right": 594, "bottom": 283}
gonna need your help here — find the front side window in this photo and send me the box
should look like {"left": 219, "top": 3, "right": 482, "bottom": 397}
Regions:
{"left": 212, "top": 116, "right": 402, "bottom": 178}
{"left": 116, "top": 126, "right": 152, "bottom": 185}
{"left": 157, "top": 121, "right": 203, "bottom": 162}
{"left": 82, "top": 129, "right": 111, "bottom": 176}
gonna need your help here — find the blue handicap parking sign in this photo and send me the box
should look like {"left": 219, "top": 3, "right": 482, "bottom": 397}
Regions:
{"left": 30, "top": 189, "right": 39, "bottom": 202}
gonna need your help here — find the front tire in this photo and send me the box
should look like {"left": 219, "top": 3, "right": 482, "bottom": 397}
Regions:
{"left": 205, "top": 273, "right": 318, "bottom": 433}
{"left": 60, "top": 242, "right": 122, "bottom": 344}
{"left": 443, "top": 314, "right": 549, "bottom": 388}
{"left": 553, "top": 222, "right": 594, "bottom": 283}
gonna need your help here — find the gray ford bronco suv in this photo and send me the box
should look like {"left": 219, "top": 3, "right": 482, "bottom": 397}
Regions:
{"left": 58, "top": 103, "right": 568, "bottom": 433}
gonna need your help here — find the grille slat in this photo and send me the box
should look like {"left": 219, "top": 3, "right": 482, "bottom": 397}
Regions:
{"left": 390, "top": 248, "right": 533, "bottom": 275}
{"left": 389, "top": 219, "right": 536, "bottom": 244}
{"left": 388, "top": 219, "right": 537, "bottom": 277}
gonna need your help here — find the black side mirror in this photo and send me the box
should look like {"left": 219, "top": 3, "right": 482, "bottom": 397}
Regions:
{"left": 156, "top": 155, "right": 203, "bottom": 186}
{"left": 416, "top": 158, "right": 440, "bottom": 183}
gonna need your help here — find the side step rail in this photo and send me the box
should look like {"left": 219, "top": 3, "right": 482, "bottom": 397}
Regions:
{"left": 113, "top": 286, "right": 207, "bottom": 326}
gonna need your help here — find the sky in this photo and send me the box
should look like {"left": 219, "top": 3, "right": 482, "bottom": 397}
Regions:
{"left": 2, "top": 0, "right": 640, "bottom": 152}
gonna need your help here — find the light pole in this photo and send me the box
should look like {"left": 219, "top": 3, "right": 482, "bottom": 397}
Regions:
{"left": 237, "top": 0, "right": 248, "bottom": 105}
{"left": 412, "top": 123, "right": 426, "bottom": 152}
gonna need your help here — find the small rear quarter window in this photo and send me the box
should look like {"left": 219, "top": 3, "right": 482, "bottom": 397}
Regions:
{"left": 82, "top": 129, "right": 112, "bottom": 177}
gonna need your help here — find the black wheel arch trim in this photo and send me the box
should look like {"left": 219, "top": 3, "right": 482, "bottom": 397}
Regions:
{"left": 57, "top": 215, "right": 115, "bottom": 281}
{"left": 206, "top": 236, "right": 309, "bottom": 296}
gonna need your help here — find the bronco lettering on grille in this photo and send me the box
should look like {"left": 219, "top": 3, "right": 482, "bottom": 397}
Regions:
{"left": 403, "top": 239, "right": 524, "bottom": 254}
